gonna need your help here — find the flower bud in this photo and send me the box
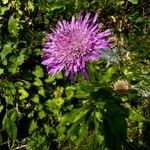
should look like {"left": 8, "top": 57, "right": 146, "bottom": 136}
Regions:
{"left": 114, "top": 80, "right": 129, "bottom": 94}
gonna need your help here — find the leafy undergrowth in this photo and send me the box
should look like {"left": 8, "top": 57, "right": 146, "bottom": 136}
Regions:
{"left": 0, "top": 0, "right": 150, "bottom": 149}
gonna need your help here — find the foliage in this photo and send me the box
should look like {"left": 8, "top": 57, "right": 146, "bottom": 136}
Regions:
{"left": 0, "top": 0, "right": 150, "bottom": 150}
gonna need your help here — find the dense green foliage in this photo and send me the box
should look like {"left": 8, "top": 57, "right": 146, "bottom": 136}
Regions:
{"left": 0, "top": 0, "right": 150, "bottom": 149}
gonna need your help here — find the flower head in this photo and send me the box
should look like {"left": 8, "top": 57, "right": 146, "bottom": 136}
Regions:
{"left": 114, "top": 80, "right": 129, "bottom": 94}
{"left": 42, "top": 13, "right": 112, "bottom": 82}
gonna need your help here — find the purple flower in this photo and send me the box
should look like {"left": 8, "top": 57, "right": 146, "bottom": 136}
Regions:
{"left": 42, "top": 13, "right": 112, "bottom": 82}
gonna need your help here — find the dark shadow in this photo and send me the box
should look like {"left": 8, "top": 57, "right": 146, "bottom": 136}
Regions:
{"left": 103, "top": 100, "right": 129, "bottom": 150}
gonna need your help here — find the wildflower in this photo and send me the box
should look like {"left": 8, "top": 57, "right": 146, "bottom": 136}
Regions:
{"left": 42, "top": 13, "right": 112, "bottom": 82}
{"left": 114, "top": 80, "right": 129, "bottom": 94}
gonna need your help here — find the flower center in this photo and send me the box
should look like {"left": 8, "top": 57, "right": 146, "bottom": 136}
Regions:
{"left": 67, "top": 32, "right": 86, "bottom": 58}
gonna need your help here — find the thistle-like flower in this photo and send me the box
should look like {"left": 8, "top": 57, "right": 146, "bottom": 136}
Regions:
{"left": 42, "top": 13, "right": 112, "bottom": 82}
{"left": 114, "top": 80, "right": 129, "bottom": 94}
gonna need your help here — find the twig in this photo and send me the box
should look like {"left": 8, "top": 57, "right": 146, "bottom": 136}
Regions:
{"left": 12, "top": 145, "right": 28, "bottom": 150}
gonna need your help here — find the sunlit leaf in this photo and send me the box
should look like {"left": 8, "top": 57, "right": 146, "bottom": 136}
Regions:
{"left": 0, "top": 42, "right": 13, "bottom": 64}
{"left": 100, "top": 66, "right": 116, "bottom": 83}
{"left": 8, "top": 52, "right": 25, "bottom": 74}
{"left": 32, "top": 65, "right": 44, "bottom": 78}
{"left": 128, "top": 0, "right": 138, "bottom": 4}
{"left": 18, "top": 88, "right": 29, "bottom": 99}
{"left": 2, "top": 0, "right": 8, "bottom": 4}
{"left": 28, "top": 1, "right": 34, "bottom": 11}
{"left": 33, "top": 78, "right": 43, "bottom": 86}
{"left": 8, "top": 15, "right": 18, "bottom": 36}
{"left": 0, "top": 68, "right": 4, "bottom": 75}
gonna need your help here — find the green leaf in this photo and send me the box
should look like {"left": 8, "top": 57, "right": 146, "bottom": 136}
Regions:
{"left": 2, "top": 109, "right": 18, "bottom": 140}
{"left": 18, "top": 88, "right": 29, "bottom": 99}
{"left": 75, "top": 0, "right": 81, "bottom": 9}
{"left": 8, "top": 52, "right": 25, "bottom": 74}
{"left": 0, "top": 42, "right": 13, "bottom": 63}
{"left": 45, "top": 98, "right": 64, "bottom": 114}
{"left": 0, "top": 68, "right": 4, "bottom": 75}
{"left": 2, "top": 0, "right": 8, "bottom": 4}
{"left": 5, "top": 82, "right": 16, "bottom": 95}
{"left": 101, "top": 66, "right": 116, "bottom": 83}
{"left": 128, "top": 0, "right": 138, "bottom": 4}
{"left": 38, "top": 87, "right": 45, "bottom": 97}
{"left": 29, "top": 120, "right": 38, "bottom": 134}
{"left": 28, "top": 1, "right": 34, "bottom": 11}
{"left": 45, "top": 76, "right": 55, "bottom": 83}
{"left": 129, "top": 108, "right": 145, "bottom": 121}
{"left": 95, "top": 111, "right": 103, "bottom": 122}
{"left": 8, "top": 15, "right": 18, "bottom": 36}
{"left": 50, "top": 5, "right": 64, "bottom": 11}
{"left": 78, "top": 81, "right": 93, "bottom": 93}
{"left": 65, "top": 86, "right": 75, "bottom": 99}
{"left": 76, "top": 121, "right": 88, "bottom": 147}
{"left": 34, "top": 78, "right": 43, "bottom": 86}
{"left": 61, "top": 107, "right": 89, "bottom": 125}
{"left": 34, "top": 48, "right": 42, "bottom": 56}
{"left": 121, "top": 96, "right": 129, "bottom": 102}
{"left": 31, "top": 94, "right": 40, "bottom": 103}
{"left": 0, "top": 105, "right": 4, "bottom": 113}
{"left": 44, "top": 124, "right": 55, "bottom": 135}
{"left": 55, "top": 72, "right": 63, "bottom": 79}
{"left": 6, "top": 95, "right": 14, "bottom": 104}
{"left": 38, "top": 110, "right": 46, "bottom": 119}
{"left": 57, "top": 126, "right": 67, "bottom": 140}
{"left": 7, "top": 122, "right": 17, "bottom": 140}
{"left": 32, "top": 65, "right": 44, "bottom": 78}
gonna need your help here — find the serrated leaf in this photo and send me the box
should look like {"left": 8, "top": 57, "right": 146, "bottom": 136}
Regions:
{"left": 31, "top": 94, "right": 39, "bottom": 103}
{"left": 32, "top": 65, "right": 44, "bottom": 78}
{"left": 8, "top": 15, "right": 18, "bottom": 36}
{"left": 34, "top": 78, "right": 43, "bottom": 86}
{"left": 18, "top": 88, "right": 29, "bottom": 99}
{"left": 0, "top": 42, "right": 13, "bottom": 63}
{"left": 38, "top": 87, "right": 45, "bottom": 97}
{"left": 45, "top": 98, "right": 64, "bottom": 114}
{"left": 5, "top": 82, "right": 16, "bottom": 95}
{"left": 45, "top": 76, "right": 55, "bottom": 83}
{"left": 8, "top": 52, "right": 25, "bottom": 74}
